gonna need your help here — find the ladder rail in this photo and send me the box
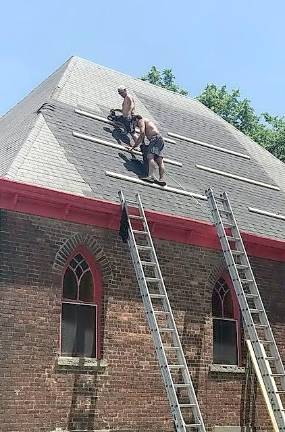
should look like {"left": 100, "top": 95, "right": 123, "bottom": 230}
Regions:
{"left": 119, "top": 191, "right": 185, "bottom": 430}
{"left": 222, "top": 193, "right": 285, "bottom": 386}
{"left": 127, "top": 230, "right": 178, "bottom": 420}
{"left": 119, "top": 190, "right": 206, "bottom": 432}
{"left": 136, "top": 194, "right": 205, "bottom": 427}
{"left": 206, "top": 188, "right": 285, "bottom": 430}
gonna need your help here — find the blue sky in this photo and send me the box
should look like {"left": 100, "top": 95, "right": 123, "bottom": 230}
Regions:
{"left": 1, "top": 0, "right": 284, "bottom": 116}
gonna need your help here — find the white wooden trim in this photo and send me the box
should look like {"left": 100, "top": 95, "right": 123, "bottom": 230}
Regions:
{"left": 105, "top": 171, "right": 207, "bottom": 200}
{"left": 248, "top": 207, "right": 285, "bottom": 221}
{"left": 168, "top": 131, "right": 250, "bottom": 160}
{"left": 75, "top": 108, "right": 176, "bottom": 144}
{"left": 246, "top": 340, "right": 279, "bottom": 432}
{"left": 73, "top": 131, "right": 182, "bottom": 167}
{"left": 196, "top": 164, "right": 280, "bottom": 191}
{"left": 75, "top": 108, "right": 113, "bottom": 125}
{"left": 164, "top": 137, "right": 177, "bottom": 144}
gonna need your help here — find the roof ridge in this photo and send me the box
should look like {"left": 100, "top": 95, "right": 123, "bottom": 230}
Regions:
{"left": 70, "top": 56, "right": 196, "bottom": 103}
{"left": 6, "top": 113, "right": 46, "bottom": 179}
{"left": 0, "top": 57, "right": 74, "bottom": 177}
{"left": 0, "top": 57, "right": 73, "bottom": 121}
{"left": 50, "top": 56, "right": 78, "bottom": 101}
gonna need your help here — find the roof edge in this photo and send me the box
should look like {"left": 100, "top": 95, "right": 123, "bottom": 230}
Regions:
{"left": 0, "top": 57, "right": 73, "bottom": 121}
{"left": 0, "top": 177, "right": 284, "bottom": 262}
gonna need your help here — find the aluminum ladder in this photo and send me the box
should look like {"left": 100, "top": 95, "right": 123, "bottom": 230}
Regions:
{"left": 206, "top": 188, "right": 285, "bottom": 430}
{"left": 119, "top": 190, "right": 206, "bottom": 432}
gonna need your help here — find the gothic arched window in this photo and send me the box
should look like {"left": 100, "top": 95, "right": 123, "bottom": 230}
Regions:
{"left": 61, "top": 249, "right": 102, "bottom": 358}
{"left": 212, "top": 278, "right": 239, "bottom": 365}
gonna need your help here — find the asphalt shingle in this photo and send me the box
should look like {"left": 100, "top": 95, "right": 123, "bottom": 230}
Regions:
{"left": 1, "top": 56, "right": 285, "bottom": 241}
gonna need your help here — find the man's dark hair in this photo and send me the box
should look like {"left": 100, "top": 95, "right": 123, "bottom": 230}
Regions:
{"left": 133, "top": 114, "right": 142, "bottom": 121}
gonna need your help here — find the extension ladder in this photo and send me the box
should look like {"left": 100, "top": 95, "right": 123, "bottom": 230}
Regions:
{"left": 119, "top": 191, "right": 206, "bottom": 432}
{"left": 206, "top": 188, "right": 285, "bottom": 431}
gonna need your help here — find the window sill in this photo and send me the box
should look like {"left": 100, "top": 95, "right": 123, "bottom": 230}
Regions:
{"left": 56, "top": 356, "right": 107, "bottom": 371}
{"left": 209, "top": 364, "right": 245, "bottom": 374}
{"left": 51, "top": 429, "right": 109, "bottom": 432}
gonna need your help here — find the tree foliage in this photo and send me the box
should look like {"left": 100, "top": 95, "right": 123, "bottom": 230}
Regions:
{"left": 197, "top": 83, "right": 285, "bottom": 161}
{"left": 197, "top": 84, "right": 259, "bottom": 136}
{"left": 261, "top": 113, "right": 285, "bottom": 161}
{"left": 141, "top": 66, "right": 188, "bottom": 95}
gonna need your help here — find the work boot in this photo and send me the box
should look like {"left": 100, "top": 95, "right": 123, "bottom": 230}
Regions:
{"left": 156, "top": 178, "right": 166, "bottom": 186}
{"left": 140, "top": 176, "right": 155, "bottom": 183}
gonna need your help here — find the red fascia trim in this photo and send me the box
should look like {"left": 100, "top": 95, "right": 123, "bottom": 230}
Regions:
{"left": 1, "top": 177, "right": 285, "bottom": 262}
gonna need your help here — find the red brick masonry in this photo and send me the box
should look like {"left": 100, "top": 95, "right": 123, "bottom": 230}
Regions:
{"left": 1, "top": 210, "right": 284, "bottom": 431}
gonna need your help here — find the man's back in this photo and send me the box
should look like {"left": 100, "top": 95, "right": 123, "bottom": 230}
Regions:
{"left": 144, "top": 118, "right": 160, "bottom": 139}
{"left": 122, "top": 93, "right": 135, "bottom": 117}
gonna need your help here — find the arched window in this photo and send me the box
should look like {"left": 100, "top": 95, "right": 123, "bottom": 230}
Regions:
{"left": 61, "top": 247, "right": 102, "bottom": 358}
{"left": 212, "top": 277, "right": 240, "bottom": 365}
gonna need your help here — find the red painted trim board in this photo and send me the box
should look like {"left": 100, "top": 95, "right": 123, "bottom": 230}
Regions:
{"left": 0, "top": 177, "right": 285, "bottom": 262}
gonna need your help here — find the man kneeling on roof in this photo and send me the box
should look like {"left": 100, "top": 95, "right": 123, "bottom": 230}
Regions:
{"left": 128, "top": 115, "right": 166, "bottom": 186}
{"left": 108, "top": 86, "right": 136, "bottom": 134}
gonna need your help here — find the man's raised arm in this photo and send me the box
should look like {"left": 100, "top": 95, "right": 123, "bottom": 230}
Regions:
{"left": 131, "top": 118, "right": 145, "bottom": 149}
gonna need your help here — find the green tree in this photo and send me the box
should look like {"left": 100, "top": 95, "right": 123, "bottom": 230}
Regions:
{"left": 141, "top": 66, "right": 188, "bottom": 95}
{"left": 197, "top": 84, "right": 259, "bottom": 136}
{"left": 261, "top": 113, "right": 285, "bottom": 161}
{"left": 197, "top": 83, "right": 285, "bottom": 162}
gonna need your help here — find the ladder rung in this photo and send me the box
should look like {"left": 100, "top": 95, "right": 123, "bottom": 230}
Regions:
{"left": 141, "top": 261, "right": 156, "bottom": 266}
{"left": 222, "top": 221, "right": 234, "bottom": 227}
{"left": 231, "top": 250, "right": 244, "bottom": 256}
{"left": 255, "top": 324, "right": 268, "bottom": 328}
{"left": 129, "top": 215, "right": 143, "bottom": 220}
{"left": 271, "top": 374, "right": 285, "bottom": 377}
{"left": 169, "top": 364, "right": 185, "bottom": 369}
{"left": 179, "top": 403, "right": 196, "bottom": 408}
{"left": 153, "top": 310, "right": 169, "bottom": 314}
{"left": 174, "top": 384, "right": 190, "bottom": 388}
{"left": 133, "top": 229, "right": 148, "bottom": 235}
{"left": 275, "top": 390, "right": 285, "bottom": 394}
{"left": 236, "top": 264, "right": 249, "bottom": 270}
{"left": 241, "top": 279, "right": 254, "bottom": 284}
{"left": 137, "top": 245, "right": 152, "bottom": 251}
{"left": 219, "top": 209, "right": 231, "bottom": 215}
{"left": 250, "top": 309, "right": 263, "bottom": 314}
{"left": 245, "top": 293, "right": 258, "bottom": 298}
{"left": 160, "top": 328, "right": 175, "bottom": 332}
{"left": 226, "top": 235, "right": 239, "bottom": 241}
{"left": 264, "top": 356, "right": 276, "bottom": 361}
{"left": 146, "top": 277, "right": 161, "bottom": 283}
{"left": 124, "top": 201, "right": 138, "bottom": 207}
{"left": 185, "top": 424, "right": 201, "bottom": 429}
{"left": 149, "top": 294, "right": 165, "bottom": 299}
{"left": 164, "top": 346, "right": 180, "bottom": 350}
{"left": 260, "top": 340, "right": 273, "bottom": 344}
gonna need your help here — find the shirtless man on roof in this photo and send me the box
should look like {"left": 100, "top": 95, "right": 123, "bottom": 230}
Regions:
{"left": 108, "top": 86, "right": 136, "bottom": 134}
{"left": 129, "top": 115, "right": 166, "bottom": 186}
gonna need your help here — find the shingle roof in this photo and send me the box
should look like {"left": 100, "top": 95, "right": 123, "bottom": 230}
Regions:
{"left": 0, "top": 58, "right": 71, "bottom": 177}
{"left": 1, "top": 56, "right": 285, "bottom": 240}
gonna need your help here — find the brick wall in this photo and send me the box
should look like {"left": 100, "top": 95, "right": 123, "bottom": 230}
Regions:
{"left": 1, "top": 209, "right": 284, "bottom": 432}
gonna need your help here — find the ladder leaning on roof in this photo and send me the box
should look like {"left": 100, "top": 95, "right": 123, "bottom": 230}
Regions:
{"left": 206, "top": 188, "right": 285, "bottom": 431}
{"left": 118, "top": 190, "right": 206, "bottom": 432}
